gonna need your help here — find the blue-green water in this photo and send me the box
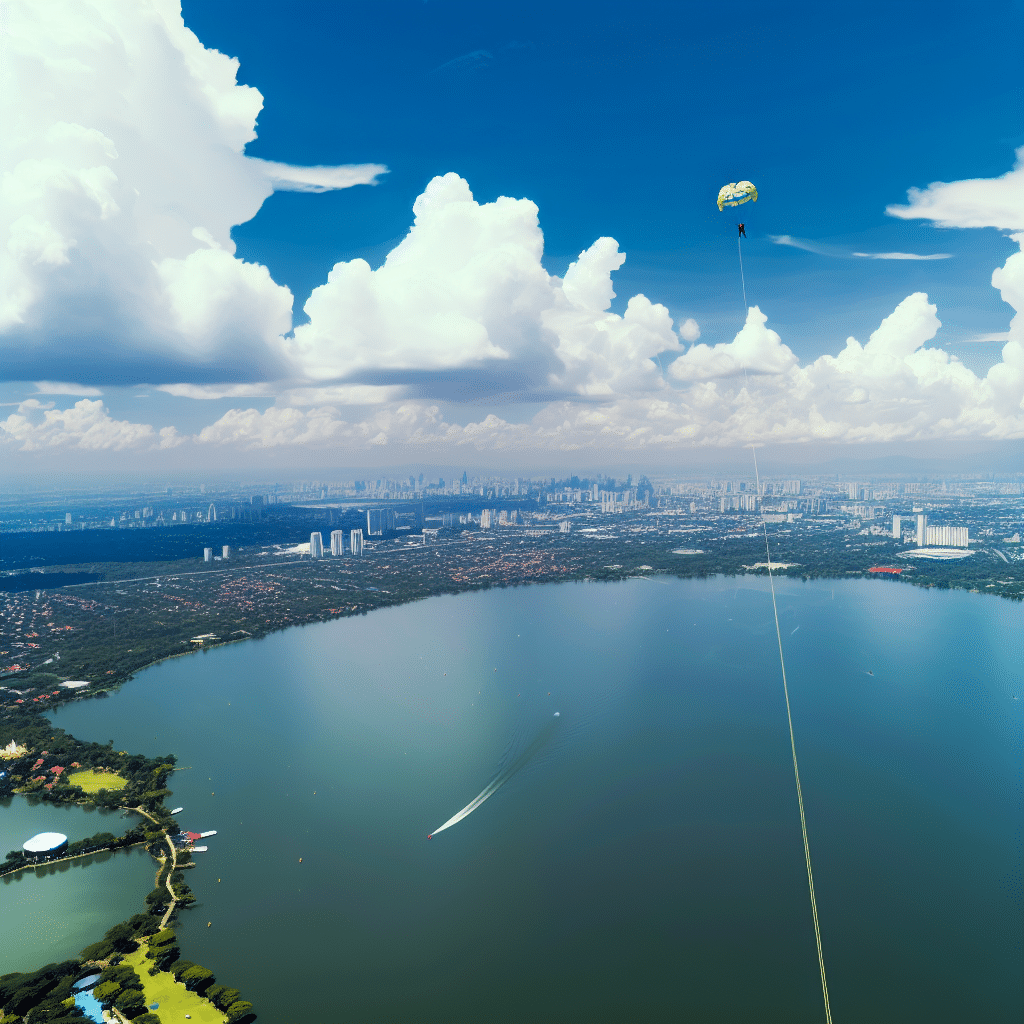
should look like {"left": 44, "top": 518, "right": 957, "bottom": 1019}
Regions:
{"left": 33, "top": 577, "right": 1022, "bottom": 1022}
{"left": 0, "top": 799, "right": 156, "bottom": 972}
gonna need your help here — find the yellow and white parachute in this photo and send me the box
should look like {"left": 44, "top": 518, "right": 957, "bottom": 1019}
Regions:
{"left": 717, "top": 181, "right": 758, "bottom": 211}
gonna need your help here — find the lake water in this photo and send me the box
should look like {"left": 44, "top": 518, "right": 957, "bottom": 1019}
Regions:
{"left": 33, "top": 576, "right": 1023, "bottom": 1023}
{"left": 0, "top": 798, "right": 156, "bottom": 973}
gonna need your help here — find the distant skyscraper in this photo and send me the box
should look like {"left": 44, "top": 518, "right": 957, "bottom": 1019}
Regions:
{"left": 847, "top": 482, "right": 859, "bottom": 500}
{"left": 65, "top": 512, "right": 72, "bottom": 524}
{"left": 892, "top": 515, "right": 901, "bottom": 539}
{"left": 309, "top": 532, "right": 324, "bottom": 558}
{"left": 350, "top": 529, "right": 364, "bottom": 555}
{"left": 203, "top": 547, "right": 213, "bottom": 562}
{"left": 208, "top": 503, "right": 217, "bottom": 522}
{"left": 330, "top": 530, "right": 345, "bottom": 556}
{"left": 480, "top": 509, "right": 493, "bottom": 528}
{"left": 916, "top": 514, "right": 928, "bottom": 547}
{"left": 222, "top": 545, "right": 231, "bottom": 559}
{"left": 366, "top": 508, "right": 396, "bottom": 535}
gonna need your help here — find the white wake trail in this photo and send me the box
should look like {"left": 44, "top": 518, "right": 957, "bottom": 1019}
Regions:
{"left": 428, "top": 713, "right": 560, "bottom": 839}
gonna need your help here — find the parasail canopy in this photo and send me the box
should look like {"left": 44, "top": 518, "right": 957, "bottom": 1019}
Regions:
{"left": 717, "top": 181, "right": 758, "bottom": 211}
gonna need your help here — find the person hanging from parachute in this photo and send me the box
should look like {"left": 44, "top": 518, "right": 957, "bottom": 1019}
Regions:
{"left": 717, "top": 180, "right": 757, "bottom": 309}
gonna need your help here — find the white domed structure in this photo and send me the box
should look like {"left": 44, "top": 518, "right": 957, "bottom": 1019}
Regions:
{"left": 23, "top": 832, "right": 68, "bottom": 859}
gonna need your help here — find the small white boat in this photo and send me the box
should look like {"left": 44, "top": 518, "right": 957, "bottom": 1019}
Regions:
{"left": 170, "top": 807, "right": 183, "bottom": 814}
{"left": 199, "top": 831, "right": 217, "bottom": 838}
{"left": 191, "top": 846, "right": 208, "bottom": 852}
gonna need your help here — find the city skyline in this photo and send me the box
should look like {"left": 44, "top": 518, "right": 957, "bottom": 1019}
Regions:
{"left": 1, "top": 0, "right": 1022, "bottom": 476}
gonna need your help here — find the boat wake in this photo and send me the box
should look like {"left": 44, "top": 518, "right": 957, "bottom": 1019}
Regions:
{"left": 428, "top": 713, "right": 560, "bottom": 839}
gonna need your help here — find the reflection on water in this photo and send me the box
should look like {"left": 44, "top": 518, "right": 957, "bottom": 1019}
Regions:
{"left": 37, "top": 576, "right": 1021, "bottom": 1024}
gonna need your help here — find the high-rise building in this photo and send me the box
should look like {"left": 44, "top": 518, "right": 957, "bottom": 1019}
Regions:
{"left": 208, "top": 503, "right": 217, "bottom": 522}
{"left": 892, "top": 515, "right": 901, "bottom": 540}
{"left": 203, "top": 547, "right": 213, "bottom": 562}
{"left": 65, "top": 512, "right": 72, "bottom": 524}
{"left": 480, "top": 509, "right": 493, "bottom": 528}
{"left": 916, "top": 514, "right": 928, "bottom": 547}
{"left": 309, "top": 532, "right": 324, "bottom": 558}
{"left": 350, "top": 529, "right": 364, "bottom": 555}
{"left": 366, "top": 508, "right": 397, "bottom": 536}
{"left": 330, "top": 530, "right": 345, "bottom": 556}
{"left": 559, "top": 520, "right": 571, "bottom": 533}
{"left": 222, "top": 545, "right": 231, "bottom": 559}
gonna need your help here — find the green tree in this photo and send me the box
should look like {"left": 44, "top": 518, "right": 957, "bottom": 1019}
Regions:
{"left": 114, "top": 987, "right": 147, "bottom": 1016}
{"left": 226, "top": 1000, "right": 254, "bottom": 1023}
{"left": 92, "top": 980, "right": 120, "bottom": 1003}
{"left": 170, "top": 960, "right": 195, "bottom": 981}
{"left": 180, "top": 965, "right": 214, "bottom": 993}
{"left": 144, "top": 886, "right": 169, "bottom": 910}
{"left": 107, "top": 922, "right": 136, "bottom": 951}
{"left": 209, "top": 986, "right": 242, "bottom": 1010}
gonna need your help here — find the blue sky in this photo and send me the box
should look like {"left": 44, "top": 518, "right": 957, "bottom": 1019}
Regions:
{"left": 1, "top": 0, "right": 1022, "bottom": 472}
{"left": 191, "top": 0, "right": 1021, "bottom": 351}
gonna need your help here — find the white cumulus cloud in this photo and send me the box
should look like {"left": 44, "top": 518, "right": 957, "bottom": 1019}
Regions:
{"left": 0, "top": 398, "right": 158, "bottom": 450}
{"left": 670, "top": 307, "right": 798, "bottom": 382}
{"left": 285, "top": 174, "right": 687, "bottom": 400}
{"left": 886, "top": 146, "right": 1024, "bottom": 231}
{"left": 0, "top": 0, "right": 383, "bottom": 384}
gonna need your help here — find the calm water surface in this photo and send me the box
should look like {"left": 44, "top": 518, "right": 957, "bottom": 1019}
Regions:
{"left": 37, "top": 577, "right": 1022, "bottom": 1023}
{"left": 0, "top": 799, "right": 155, "bottom": 972}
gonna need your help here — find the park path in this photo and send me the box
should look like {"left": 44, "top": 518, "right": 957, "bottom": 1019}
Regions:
{"left": 125, "top": 805, "right": 180, "bottom": 930}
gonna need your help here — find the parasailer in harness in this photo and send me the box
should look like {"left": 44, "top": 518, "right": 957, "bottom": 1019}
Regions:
{"left": 718, "top": 180, "right": 757, "bottom": 309}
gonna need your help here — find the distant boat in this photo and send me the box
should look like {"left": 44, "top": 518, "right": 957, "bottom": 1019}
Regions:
{"left": 199, "top": 831, "right": 217, "bottom": 838}
{"left": 191, "top": 846, "right": 208, "bottom": 852}
{"left": 170, "top": 807, "right": 183, "bottom": 814}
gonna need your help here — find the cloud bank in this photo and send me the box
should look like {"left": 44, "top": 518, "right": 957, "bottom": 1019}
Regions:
{"left": 2, "top": 7, "right": 1021, "bottom": 461}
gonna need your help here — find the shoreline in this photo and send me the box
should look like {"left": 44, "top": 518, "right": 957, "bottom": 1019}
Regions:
{"left": 1, "top": 572, "right": 1019, "bottom": 1016}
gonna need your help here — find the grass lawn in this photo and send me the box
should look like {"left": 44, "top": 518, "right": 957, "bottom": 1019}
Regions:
{"left": 68, "top": 769, "right": 129, "bottom": 793}
{"left": 122, "top": 947, "right": 226, "bottom": 1023}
